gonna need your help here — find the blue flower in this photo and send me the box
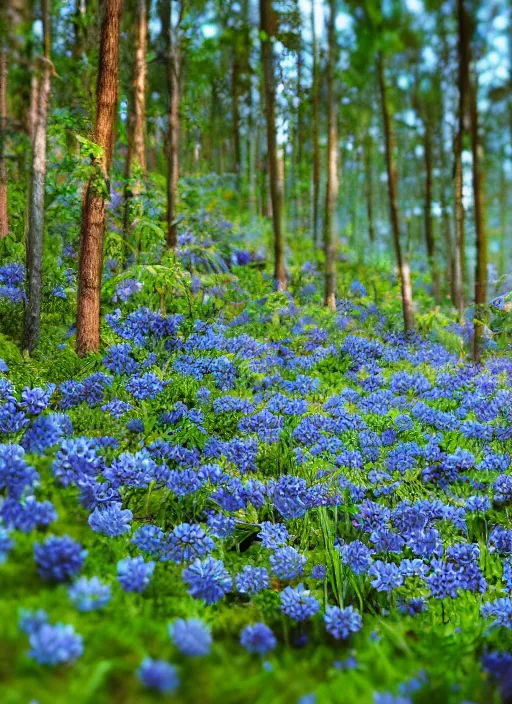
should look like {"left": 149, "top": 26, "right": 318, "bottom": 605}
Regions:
{"left": 236, "top": 565, "right": 270, "bottom": 595}
{"left": 240, "top": 623, "right": 277, "bottom": 655}
{"left": 28, "top": 623, "right": 83, "bottom": 666}
{"left": 68, "top": 576, "right": 111, "bottom": 611}
{"left": 270, "top": 546, "right": 306, "bottom": 580}
{"left": 169, "top": 617, "right": 212, "bottom": 656}
{"left": 19, "top": 609, "right": 49, "bottom": 635}
{"left": 132, "top": 524, "right": 165, "bottom": 556}
{"left": 137, "top": 658, "right": 179, "bottom": 693}
{"left": 161, "top": 523, "right": 215, "bottom": 564}
{"left": 368, "top": 561, "right": 403, "bottom": 592}
{"left": 34, "top": 536, "right": 86, "bottom": 582}
{"left": 88, "top": 502, "right": 133, "bottom": 537}
{"left": 19, "top": 385, "right": 56, "bottom": 414}
{"left": 117, "top": 556, "right": 155, "bottom": 593}
{"left": 280, "top": 583, "right": 320, "bottom": 621}
{"left": 311, "top": 564, "right": 326, "bottom": 580}
{"left": 182, "top": 556, "right": 231, "bottom": 604}
{"left": 324, "top": 605, "right": 362, "bottom": 639}
{"left": 481, "top": 598, "right": 512, "bottom": 629}
{"left": 340, "top": 540, "right": 373, "bottom": 574}
{"left": 259, "top": 521, "right": 289, "bottom": 549}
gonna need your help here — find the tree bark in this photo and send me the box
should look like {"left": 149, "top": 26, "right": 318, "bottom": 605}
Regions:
{"left": 377, "top": 54, "right": 414, "bottom": 332}
{"left": 364, "top": 134, "right": 374, "bottom": 245}
{"left": 123, "top": 0, "right": 147, "bottom": 247}
{"left": 260, "top": 0, "right": 286, "bottom": 290}
{"left": 129, "top": 0, "right": 147, "bottom": 173}
{"left": 453, "top": 0, "right": 471, "bottom": 316}
{"left": 311, "top": 0, "right": 320, "bottom": 248}
{"left": 76, "top": 0, "right": 123, "bottom": 356}
{"left": 23, "top": 0, "right": 52, "bottom": 352}
{"left": 0, "top": 37, "right": 8, "bottom": 239}
{"left": 323, "top": 0, "right": 337, "bottom": 311}
{"left": 423, "top": 121, "right": 440, "bottom": 300}
{"left": 164, "top": 0, "right": 181, "bottom": 249}
{"left": 470, "top": 71, "right": 486, "bottom": 363}
{"left": 231, "top": 51, "right": 241, "bottom": 177}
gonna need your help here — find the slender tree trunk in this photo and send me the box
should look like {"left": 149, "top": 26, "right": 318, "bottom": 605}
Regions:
{"left": 28, "top": 73, "right": 39, "bottom": 144}
{"left": 123, "top": 0, "right": 147, "bottom": 247}
{"left": 424, "top": 121, "right": 440, "bottom": 300}
{"left": 164, "top": 0, "right": 181, "bottom": 249}
{"left": 23, "top": 0, "right": 52, "bottom": 352}
{"left": 0, "top": 37, "right": 8, "bottom": 238}
{"left": 260, "top": 0, "right": 286, "bottom": 289}
{"left": 364, "top": 134, "right": 374, "bottom": 245}
{"left": 439, "top": 131, "right": 456, "bottom": 303}
{"left": 231, "top": 52, "right": 241, "bottom": 177}
{"left": 76, "top": 0, "right": 123, "bottom": 356}
{"left": 323, "top": 0, "right": 337, "bottom": 311}
{"left": 377, "top": 53, "right": 414, "bottom": 331}
{"left": 311, "top": 0, "right": 320, "bottom": 247}
{"left": 454, "top": 0, "right": 471, "bottom": 316}
{"left": 470, "top": 72, "right": 486, "bottom": 363}
{"left": 130, "top": 0, "right": 147, "bottom": 173}
{"left": 499, "top": 154, "right": 507, "bottom": 278}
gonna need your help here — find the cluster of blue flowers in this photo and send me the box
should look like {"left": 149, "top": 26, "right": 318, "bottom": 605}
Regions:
{"left": 2, "top": 256, "right": 512, "bottom": 702}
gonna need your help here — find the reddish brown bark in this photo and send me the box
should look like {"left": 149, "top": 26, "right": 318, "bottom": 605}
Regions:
{"left": 470, "top": 72, "right": 486, "bottom": 363}
{"left": 423, "top": 121, "right": 440, "bottom": 301}
{"left": 377, "top": 54, "right": 414, "bottom": 332}
{"left": 364, "top": 135, "right": 375, "bottom": 245}
{"left": 453, "top": 0, "right": 471, "bottom": 316}
{"left": 311, "top": 0, "right": 320, "bottom": 247}
{"left": 0, "top": 42, "right": 8, "bottom": 238}
{"left": 164, "top": 0, "right": 181, "bottom": 249}
{"left": 123, "top": 0, "right": 147, "bottom": 248}
{"left": 323, "top": 0, "right": 337, "bottom": 311}
{"left": 23, "top": 0, "right": 52, "bottom": 352}
{"left": 260, "top": 0, "right": 286, "bottom": 290}
{"left": 76, "top": 0, "right": 123, "bottom": 356}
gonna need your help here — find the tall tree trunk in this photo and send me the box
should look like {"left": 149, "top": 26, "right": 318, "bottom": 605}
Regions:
{"left": 76, "top": 0, "right": 123, "bottom": 356}
{"left": 311, "top": 0, "right": 320, "bottom": 247}
{"left": 323, "top": 0, "right": 337, "bottom": 311}
{"left": 129, "top": 0, "right": 147, "bottom": 173}
{"left": 164, "top": 0, "right": 181, "bottom": 249}
{"left": 364, "top": 134, "right": 375, "bottom": 245}
{"left": 439, "top": 130, "right": 456, "bottom": 303}
{"left": 123, "top": 0, "right": 147, "bottom": 248}
{"left": 499, "top": 154, "right": 507, "bottom": 278}
{"left": 0, "top": 33, "right": 8, "bottom": 239}
{"left": 377, "top": 54, "right": 414, "bottom": 331}
{"left": 470, "top": 72, "right": 486, "bottom": 363}
{"left": 231, "top": 51, "right": 241, "bottom": 177}
{"left": 453, "top": 0, "right": 471, "bottom": 316}
{"left": 260, "top": 0, "right": 286, "bottom": 289}
{"left": 424, "top": 121, "right": 440, "bottom": 300}
{"left": 23, "top": 0, "right": 52, "bottom": 352}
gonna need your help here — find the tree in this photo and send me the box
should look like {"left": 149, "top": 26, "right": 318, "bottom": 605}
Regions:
{"left": 260, "top": 0, "right": 286, "bottom": 290}
{"left": 469, "top": 43, "right": 486, "bottom": 363}
{"left": 453, "top": 0, "right": 471, "bottom": 316}
{"left": 163, "top": 0, "right": 182, "bottom": 250}
{"left": 23, "top": 0, "right": 52, "bottom": 352}
{"left": 123, "top": 0, "right": 148, "bottom": 246}
{"left": 323, "top": 0, "right": 338, "bottom": 311}
{"left": 76, "top": 0, "right": 123, "bottom": 356}
{"left": 377, "top": 53, "right": 414, "bottom": 331}
{"left": 0, "top": 9, "right": 7, "bottom": 239}
{"left": 311, "top": 0, "right": 320, "bottom": 247}
{"left": 126, "top": 0, "right": 148, "bottom": 175}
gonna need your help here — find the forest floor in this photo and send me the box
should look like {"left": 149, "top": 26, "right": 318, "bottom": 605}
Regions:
{"left": 0, "top": 177, "right": 511, "bottom": 704}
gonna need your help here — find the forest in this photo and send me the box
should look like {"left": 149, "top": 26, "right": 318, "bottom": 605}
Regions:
{"left": 0, "top": 0, "right": 512, "bottom": 702}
